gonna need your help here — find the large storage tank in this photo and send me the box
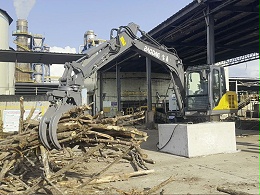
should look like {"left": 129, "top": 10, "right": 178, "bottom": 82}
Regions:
{"left": 0, "top": 9, "right": 15, "bottom": 95}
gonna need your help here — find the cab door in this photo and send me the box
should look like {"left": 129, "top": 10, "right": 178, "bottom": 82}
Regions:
{"left": 210, "top": 66, "right": 227, "bottom": 109}
{"left": 210, "top": 66, "right": 237, "bottom": 114}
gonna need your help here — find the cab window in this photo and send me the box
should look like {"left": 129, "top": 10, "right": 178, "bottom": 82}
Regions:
{"left": 212, "top": 69, "right": 221, "bottom": 105}
{"left": 187, "top": 72, "right": 208, "bottom": 95}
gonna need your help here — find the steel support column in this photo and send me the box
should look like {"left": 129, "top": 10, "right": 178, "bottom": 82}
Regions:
{"left": 146, "top": 57, "right": 152, "bottom": 111}
{"left": 206, "top": 4, "right": 215, "bottom": 65}
{"left": 146, "top": 57, "right": 154, "bottom": 129}
{"left": 116, "top": 65, "right": 121, "bottom": 112}
{"left": 99, "top": 71, "right": 103, "bottom": 111}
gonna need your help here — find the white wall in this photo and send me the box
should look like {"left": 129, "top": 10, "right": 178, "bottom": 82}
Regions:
{"left": 0, "top": 11, "right": 15, "bottom": 95}
{"left": 95, "top": 72, "right": 171, "bottom": 117}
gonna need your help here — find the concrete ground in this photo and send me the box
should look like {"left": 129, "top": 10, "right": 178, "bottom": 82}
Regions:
{"left": 106, "top": 120, "right": 259, "bottom": 194}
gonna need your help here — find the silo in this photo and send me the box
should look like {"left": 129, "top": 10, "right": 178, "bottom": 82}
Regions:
{"left": 84, "top": 30, "right": 96, "bottom": 50}
{"left": 0, "top": 9, "right": 15, "bottom": 95}
{"left": 13, "top": 19, "right": 32, "bottom": 82}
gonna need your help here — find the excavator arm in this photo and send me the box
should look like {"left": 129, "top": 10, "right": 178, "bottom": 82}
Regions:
{"left": 39, "top": 22, "right": 185, "bottom": 150}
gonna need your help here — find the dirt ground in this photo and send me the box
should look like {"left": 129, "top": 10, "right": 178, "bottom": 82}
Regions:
{"left": 92, "top": 119, "right": 259, "bottom": 194}
{"left": 3, "top": 119, "right": 257, "bottom": 194}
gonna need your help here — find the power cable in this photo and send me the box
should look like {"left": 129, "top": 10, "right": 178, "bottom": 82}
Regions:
{"left": 156, "top": 124, "right": 180, "bottom": 151}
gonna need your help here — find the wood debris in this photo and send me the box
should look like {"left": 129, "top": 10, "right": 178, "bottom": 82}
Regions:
{"left": 217, "top": 186, "right": 252, "bottom": 195}
{"left": 0, "top": 102, "right": 172, "bottom": 194}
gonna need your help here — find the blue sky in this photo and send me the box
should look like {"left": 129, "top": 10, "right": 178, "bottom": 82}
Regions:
{"left": 1, "top": 0, "right": 192, "bottom": 50}
{"left": 0, "top": 0, "right": 259, "bottom": 78}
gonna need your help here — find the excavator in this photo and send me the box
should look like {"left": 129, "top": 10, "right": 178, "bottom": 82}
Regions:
{"left": 39, "top": 22, "right": 238, "bottom": 150}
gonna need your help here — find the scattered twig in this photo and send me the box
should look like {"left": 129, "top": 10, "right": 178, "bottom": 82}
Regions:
{"left": 217, "top": 186, "right": 253, "bottom": 195}
{"left": 78, "top": 146, "right": 133, "bottom": 188}
{"left": 44, "top": 176, "right": 65, "bottom": 195}
{"left": 88, "top": 169, "right": 155, "bottom": 184}
{"left": 143, "top": 176, "right": 174, "bottom": 195}
{"left": 0, "top": 103, "right": 154, "bottom": 194}
{"left": 0, "top": 159, "right": 16, "bottom": 181}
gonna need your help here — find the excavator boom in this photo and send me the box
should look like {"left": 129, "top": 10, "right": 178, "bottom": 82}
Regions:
{"left": 39, "top": 22, "right": 184, "bottom": 150}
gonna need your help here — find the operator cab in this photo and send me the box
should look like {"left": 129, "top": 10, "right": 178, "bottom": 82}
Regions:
{"left": 185, "top": 65, "right": 237, "bottom": 117}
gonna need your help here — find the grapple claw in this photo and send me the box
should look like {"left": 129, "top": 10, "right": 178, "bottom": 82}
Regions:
{"left": 38, "top": 60, "right": 83, "bottom": 150}
{"left": 39, "top": 103, "right": 75, "bottom": 150}
{"left": 48, "top": 104, "right": 74, "bottom": 150}
{"left": 39, "top": 106, "right": 56, "bottom": 149}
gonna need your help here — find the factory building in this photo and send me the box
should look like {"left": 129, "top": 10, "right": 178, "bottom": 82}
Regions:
{"left": 0, "top": 9, "right": 51, "bottom": 88}
{"left": 0, "top": 2, "right": 258, "bottom": 193}
{"left": 12, "top": 19, "right": 51, "bottom": 83}
{"left": 0, "top": 9, "right": 15, "bottom": 95}
{"left": 0, "top": 0, "right": 259, "bottom": 133}
{"left": 0, "top": 9, "right": 50, "bottom": 132}
{"left": 81, "top": 30, "right": 174, "bottom": 119}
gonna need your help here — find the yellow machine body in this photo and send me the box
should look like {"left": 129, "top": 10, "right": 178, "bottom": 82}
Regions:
{"left": 213, "top": 91, "right": 238, "bottom": 111}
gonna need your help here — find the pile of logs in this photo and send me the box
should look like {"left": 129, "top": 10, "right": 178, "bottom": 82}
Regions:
{"left": 0, "top": 102, "right": 174, "bottom": 194}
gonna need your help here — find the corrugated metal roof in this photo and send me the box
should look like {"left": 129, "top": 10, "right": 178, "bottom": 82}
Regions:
{"left": 147, "top": 0, "right": 259, "bottom": 66}
{"left": 98, "top": 0, "right": 259, "bottom": 72}
{"left": 0, "top": 1, "right": 258, "bottom": 73}
{"left": 147, "top": 1, "right": 199, "bottom": 40}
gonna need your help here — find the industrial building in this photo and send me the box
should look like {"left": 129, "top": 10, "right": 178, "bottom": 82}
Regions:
{"left": 0, "top": 8, "right": 52, "bottom": 132}
{"left": 0, "top": 0, "right": 259, "bottom": 133}
{"left": 0, "top": 1, "right": 259, "bottom": 194}
{"left": 0, "top": 8, "right": 15, "bottom": 95}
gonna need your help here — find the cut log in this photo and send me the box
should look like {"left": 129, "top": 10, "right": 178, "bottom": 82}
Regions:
{"left": 88, "top": 169, "right": 154, "bottom": 184}
{"left": 0, "top": 103, "right": 154, "bottom": 195}
{"left": 19, "top": 96, "right": 25, "bottom": 134}
{"left": 40, "top": 146, "right": 52, "bottom": 178}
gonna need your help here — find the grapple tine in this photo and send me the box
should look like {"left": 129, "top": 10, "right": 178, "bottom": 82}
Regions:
{"left": 48, "top": 104, "right": 75, "bottom": 150}
{"left": 39, "top": 106, "right": 56, "bottom": 149}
